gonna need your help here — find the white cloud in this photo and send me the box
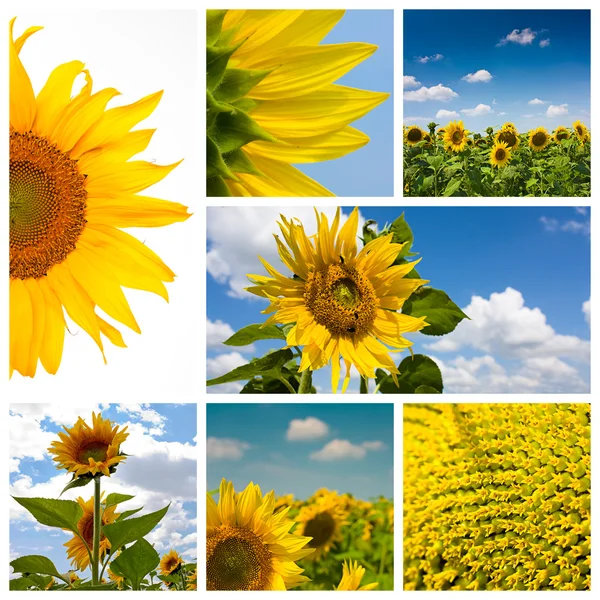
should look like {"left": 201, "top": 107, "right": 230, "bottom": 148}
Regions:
{"left": 540, "top": 215, "right": 589, "bottom": 236}
{"left": 547, "top": 104, "right": 568, "bottom": 117}
{"left": 436, "top": 109, "right": 460, "bottom": 119}
{"left": 286, "top": 417, "right": 329, "bottom": 441}
{"left": 461, "top": 103, "right": 492, "bottom": 117}
{"left": 497, "top": 112, "right": 507, "bottom": 116}
{"left": 362, "top": 441, "right": 385, "bottom": 451}
{"left": 206, "top": 352, "right": 247, "bottom": 378}
{"left": 539, "top": 39, "right": 551, "bottom": 48}
{"left": 528, "top": 98, "right": 548, "bottom": 105}
{"left": 207, "top": 437, "right": 250, "bottom": 460}
{"left": 462, "top": 69, "right": 493, "bottom": 83}
{"left": 404, "top": 84, "right": 458, "bottom": 102}
{"left": 403, "top": 116, "right": 431, "bottom": 123}
{"left": 415, "top": 53, "right": 444, "bottom": 63}
{"left": 424, "top": 287, "right": 590, "bottom": 364}
{"left": 206, "top": 319, "right": 255, "bottom": 353}
{"left": 310, "top": 439, "right": 366, "bottom": 461}
{"left": 403, "top": 75, "right": 421, "bottom": 89}
{"left": 521, "top": 114, "right": 534, "bottom": 118}
{"left": 575, "top": 207, "right": 588, "bottom": 216}
{"left": 116, "top": 404, "right": 166, "bottom": 432}
{"left": 497, "top": 28, "right": 537, "bottom": 46}
{"left": 583, "top": 300, "right": 590, "bottom": 325}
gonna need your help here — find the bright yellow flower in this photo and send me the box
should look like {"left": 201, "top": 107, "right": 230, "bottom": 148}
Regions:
{"left": 490, "top": 141, "right": 511, "bottom": 168}
{"left": 108, "top": 568, "right": 125, "bottom": 589}
{"left": 336, "top": 561, "right": 378, "bottom": 590}
{"left": 186, "top": 570, "right": 197, "bottom": 591}
{"left": 9, "top": 19, "right": 190, "bottom": 378}
{"left": 64, "top": 495, "right": 119, "bottom": 570}
{"left": 443, "top": 120, "right": 469, "bottom": 152}
{"left": 529, "top": 126, "right": 550, "bottom": 151}
{"left": 295, "top": 491, "right": 348, "bottom": 560}
{"left": 207, "top": 10, "right": 388, "bottom": 197}
{"left": 554, "top": 126, "right": 570, "bottom": 142}
{"left": 207, "top": 479, "right": 313, "bottom": 590}
{"left": 159, "top": 549, "right": 183, "bottom": 577}
{"left": 246, "top": 207, "right": 428, "bottom": 392}
{"left": 495, "top": 123, "right": 520, "bottom": 150}
{"left": 572, "top": 120, "right": 590, "bottom": 143}
{"left": 48, "top": 412, "right": 128, "bottom": 477}
{"left": 69, "top": 572, "right": 80, "bottom": 584}
{"left": 404, "top": 125, "right": 426, "bottom": 145}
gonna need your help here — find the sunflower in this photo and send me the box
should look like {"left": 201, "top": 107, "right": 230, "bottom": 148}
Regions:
{"left": 108, "top": 568, "right": 125, "bottom": 590}
{"left": 159, "top": 549, "right": 183, "bottom": 578}
{"left": 186, "top": 570, "right": 197, "bottom": 591}
{"left": 274, "top": 493, "right": 296, "bottom": 513}
{"left": 529, "top": 126, "right": 550, "bottom": 152}
{"left": 404, "top": 125, "right": 426, "bottom": 145}
{"left": 69, "top": 572, "right": 80, "bottom": 584}
{"left": 246, "top": 207, "right": 428, "bottom": 392}
{"left": 9, "top": 19, "right": 190, "bottom": 378}
{"left": 573, "top": 120, "right": 590, "bottom": 143}
{"left": 207, "top": 479, "right": 313, "bottom": 590}
{"left": 48, "top": 412, "right": 128, "bottom": 478}
{"left": 64, "top": 495, "right": 119, "bottom": 570}
{"left": 206, "top": 10, "right": 389, "bottom": 197}
{"left": 437, "top": 127, "right": 445, "bottom": 139}
{"left": 45, "top": 577, "right": 55, "bottom": 590}
{"left": 490, "top": 141, "right": 511, "bottom": 168}
{"left": 495, "top": 123, "right": 520, "bottom": 150}
{"left": 295, "top": 491, "right": 348, "bottom": 560}
{"left": 443, "top": 120, "right": 469, "bottom": 152}
{"left": 336, "top": 561, "right": 379, "bottom": 591}
{"left": 554, "top": 126, "right": 570, "bottom": 142}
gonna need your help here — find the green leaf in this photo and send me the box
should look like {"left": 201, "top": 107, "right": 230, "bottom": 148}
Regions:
{"left": 376, "top": 354, "right": 443, "bottom": 394}
{"left": 389, "top": 213, "right": 414, "bottom": 259}
{"left": 207, "top": 136, "right": 237, "bottom": 180}
{"left": 206, "top": 176, "right": 232, "bottom": 197}
{"left": 206, "top": 43, "right": 241, "bottom": 92}
{"left": 206, "top": 10, "right": 228, "bottom": 46}
{"left": 362, "top": 220, "right": 378, "bottom": 245}
{"left": 526, "top": 177, "right": 537, "bottom": 189}
{"left": 212, "top": 109, "right": 276, "bottom": 154}
{"left": 214, "top": 68, "right": 271, "bottom": 103}
{"left": 117, "top": 507, "right": 144, "bottom": 521}
{"left": 104, "top": 493, "right": 135, "bottom": 509}
{"left": 402, "top": 287, "right": 468, "bottom": 336}
{"left": 443, "top": 177, "right": 462, "bottom": 196}
{"left": 110, "top": 539, "right": 160, "bottom": 591}
{"left": 426, "top": 155, "right": 443, "bottom": 170}
{"left": 9, "top": 577, "right": 34, "bottom": 591}
{"left": 207, "top": 348, "right": 294, "bottom": 386}
{"left": 60, "top": 475, "right": 93, "bottom": 496}
{"left": 25, "top": 573, "right": 54, "bottom": 589}
{"left": 12, "top": 497, "right": 82, "bottom": 533}
{"left": 224, "top": 323, "right": 286, "bottom": 346}
{"left": 102, "top": 504, "right": 170, "bottom": 550}
{"left": 10, "top": 555, "right": 62, "bottom": 579}
{"left": 415, "top": 384, "right": 441, "bottom": 394}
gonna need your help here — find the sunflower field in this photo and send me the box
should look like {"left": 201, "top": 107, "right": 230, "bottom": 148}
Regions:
{"left": 10, "top": 413, "right": 196, "bottom": 591}
{"left": 404, "top": 120, "right": 591, "bottom": 197}
{"left": 207, "top": 480, "right": 394, "bottom": 590}
{"left": 207, "top": 207, "right": 467, "bottom": 394}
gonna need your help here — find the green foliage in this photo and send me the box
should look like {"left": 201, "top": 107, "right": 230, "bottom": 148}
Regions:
{"left": 207, "top": 348, "right": 294, "bottom": 386}
{"left": 403, "top": 288, "right": 468, "bottom": 336}
{"left": 103, "top": 504, "right": 170, "bottom": 550}
{"left": 10, "top": 555, "right": 64, "bottom": 581}
{"left": 12, "top": 497, "right": 83, "bottom": 533}
{"left": 110, "top": 539, "right": 160, "bottom": 591}
{"left": 376, "top": 354, "right": 443, "bottom": 394}
{"left": 224, "top": 323, "right": 286, "bottom": 346}
{"left": 104, "top": 493, "right": 135, "bottom": 509}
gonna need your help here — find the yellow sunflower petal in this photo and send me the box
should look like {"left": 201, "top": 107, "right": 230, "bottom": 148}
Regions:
{"left": 9, "top": 18, "right": 36, "bottom": 132}
{"left": 24, "top": 278, "right": 46, "bottom": 378}
{"left": 10, "top": 278, "right": 34, "bottom": 377}
{"left": 37, "top": 278, "right": 65, "bottom": 375}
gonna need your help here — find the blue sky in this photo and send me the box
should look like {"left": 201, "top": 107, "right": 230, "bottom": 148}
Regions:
{"left": 206, "top": 206, "right": 590, "bottom": 394}
{"left": 404, "top": 10, "right": 590, "bottom": 133}
{"left": 297, "top": 10, "right": 393, "bottom": 196}
{"left": 207, "top": 403, "right": 393, "bottom": 500}
{"left": 10, "top": 404, "right": 197, "bottom": 579}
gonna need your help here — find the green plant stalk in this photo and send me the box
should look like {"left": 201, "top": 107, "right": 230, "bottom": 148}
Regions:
{"left": 360, "top": 376, "right": 369, "bottom": 394}
{"left": 277, "top": 376, "right": 297, "bottom": 394}
{"left": 92, "top": 476, "right": 101, "bottom": 586}
{"left": 297, "top": 369, "right": 312, "bottom": 394}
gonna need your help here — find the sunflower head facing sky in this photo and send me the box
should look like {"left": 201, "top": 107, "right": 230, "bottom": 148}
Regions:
{"left": 48, "top": 412, "right": 128, "bottom": 478}
{"left": 9, "top": 18, "right": 190, "bottom": 378}
{"left": 206, "top": 10, "right": 389, "bottom": 197}
{"left": 246, "top": 207, "right": 429, "bottom": 393}
{"left": 206, "top": 479, "right": 314, "bottom": 590}
{"left": 64, "top": 494, "right": 118, "bottom": 571}
{"left": 490, "top": 141, "right": 511, "bottom": 168}
{"left": 529, "top": 126, "right": 550, "bottom": 152}
{"left": 443, "top": 120, "right": 469, "bottom": 153}
{"left": 573, "top": 120, "right": 590, "bottom": 144}
{"left": 404, "top": 125, "right": 425, "bottom": 145}
{"left": 495, "top": 123, "right": 520, "bottom": 150}
{"left": 554, "top": 126, "right": 570, "bottom": 142}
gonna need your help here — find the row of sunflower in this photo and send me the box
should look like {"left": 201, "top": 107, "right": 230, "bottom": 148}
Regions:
{"left": 10, "top": 413, "right": 196, "bottom": 591}
{"left": 207, "top": 480, "right": 394, "bottom": 590}
{"left": 207, "top": 207, "right": 467, "bottom": 394}
{"left": 404, "top": 120, "right": 590, "bottom": 197}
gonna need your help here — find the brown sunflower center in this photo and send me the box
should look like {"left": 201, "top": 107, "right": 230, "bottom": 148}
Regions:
{"left": 576, "top": 126, "right": 583, "bottom": 135}
{"left": 163, "top": 557, "right": 180, "bottom": 573}
{"left": 532, "top": 132, "right": 547, "bottom": 147}
{"left": 207, "top": 525, "right": 273, "bottom": 591}
{"left": 9, "top": 130, "right": 87, "bottom": 280}
{"left": 498, "top": 130, "right": 517, "bottom": 147}
{"left": 495, "top": 148, "right": 506, "bottom": 160}
{"left": 407, "top": 128, "right": 422, "bottom": 142}
{"left": 452, "top": 130, "right": 463, "bottom": 144}
{"left": 77, "top": 441, "right": 109, "bottom": 464}
{"left": 304, "top": 264, "right": 378, "bottom": 337}
{"left": 304, "top": 511, "right": 336, "bottom": 548}
{"left": 557, "top": 130, "right": 569, "bottom": 140}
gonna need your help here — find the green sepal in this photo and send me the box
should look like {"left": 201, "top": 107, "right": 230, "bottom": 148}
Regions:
{"left": 211, "top": 108, "right": 276, "bottom": 154}
{"left": 224, "top": 148, "right": 263, "bottom": 176}
{"left": 207, "top": 41, "right": 243, "bottom": 92}
{"left": 206, "top": 10, "right": 228, "bottom": 46}
{"left": 231, "top": 97, "right": 260, "bottom": 113}
{"left": 207, "top": 136, "right": 238, "bottom": 180}
{"left": 214, "top": 68, "right": 272, "bottom": 103}
{"left": 207, "top": 176, "right": 232, "bottom": 197}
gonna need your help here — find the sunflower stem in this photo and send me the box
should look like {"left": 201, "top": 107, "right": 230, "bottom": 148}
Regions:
{"left": 278, "top": 376, "right": 297, "bottom": 394}
{"left": 298, "top": 369, "right": 312, "bottom": 394}
{"left": 360, "top": 376, "right": 369, "bottom": 393}
{"left": 92, "top": 476, "right": 101, "bottom": 586}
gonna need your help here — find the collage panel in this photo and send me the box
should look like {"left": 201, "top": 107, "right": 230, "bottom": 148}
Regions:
{"left": 207, "top": 205, "right": 590, "bottom": 395}
{"left": 206, "top": 403, "right": 394, "bottom": 590}
{"left": 403, "top": 9, "right": 591, "bottom": 197}
{"left": 9, "top": 403, "right": 197, "bottom": 591}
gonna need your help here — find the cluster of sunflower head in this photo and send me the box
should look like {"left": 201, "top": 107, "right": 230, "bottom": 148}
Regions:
{"left": 207, "top": 480, "right": 393, "bottom": 591}
{"left": 405, "top": 120, "right": 590, "bottom": 169}
{"left": 404, "top": 404, "right": 590, "bottom": 591}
